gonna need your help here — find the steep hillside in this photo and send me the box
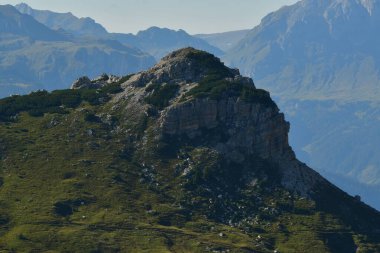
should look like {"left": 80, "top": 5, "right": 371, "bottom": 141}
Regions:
{"left": 280, "top": 99, "right": 380, "bottom": 210}
{"left": 0, "top": 48, "right": 379, "bottom": 252}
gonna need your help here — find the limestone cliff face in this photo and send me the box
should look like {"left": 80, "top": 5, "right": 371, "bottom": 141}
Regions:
{"left": 117, "top": 47, "right": 327, "bottom": 196}
{"left": 161, "top": 98, "right": 292, "bottom": 160}
{"left": 160, "top": 96, "right": 325, "bottom": 196}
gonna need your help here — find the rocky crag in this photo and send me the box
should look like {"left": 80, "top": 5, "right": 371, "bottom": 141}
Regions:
{"left": 118, "top": 48, "right": 325, "bottom": 197}
{"left": 0, "top": 48, "right": 379, "bottom": 252}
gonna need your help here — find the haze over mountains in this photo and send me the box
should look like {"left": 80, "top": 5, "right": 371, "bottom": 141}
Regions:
{"left": 110, "top": 27, "right": 224, "bottom": 60}
{"left": 224, "top": 0, "right": 380, "bottom": 101}
{"left": 0, "top": 4, "right": 155, "bottom": 97}
{"left": 194, "top": 29, "right": 250, "bottom": 51}
{"left": 15, "top": 3, "right": 224, "bottom": 61}
{"left": 0, "top": 4, "right": 64, "bottom": 41}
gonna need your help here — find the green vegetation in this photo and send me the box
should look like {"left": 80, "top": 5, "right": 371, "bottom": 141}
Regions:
{"left": 186, "top": 49, "right": 233, "bottom": 78}
{"left": 0, "top": 88, "right": 379, "bottom": 252}
{"left": 145, "top": 83, "right": 179, "bottom": 109}
{"left": 0, "top": 83, "right": 123, "bottom": 122}
{"left": 0, "top": 99, "right": 271, "bottom": 252}
{"left": 184, "top": 75, "right": 277, "bottom": 108}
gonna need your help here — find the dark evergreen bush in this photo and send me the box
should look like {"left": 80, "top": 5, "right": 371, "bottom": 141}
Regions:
{"left": 0, "top": 83, "right": 123, "bottom": 122}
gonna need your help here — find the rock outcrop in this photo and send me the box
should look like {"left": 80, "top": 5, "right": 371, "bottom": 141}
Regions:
{"left": 160, "top": 95, "right": 324, "bottom": 196}
{"left": 161, "top": 98, "right": 291, "bottom": 160}
{"left": 119, "top": 47, "right": 326, "bottom": 196}
{"left": 123, "top": 47, "right": 240, "bottom": 88}
{"left": 71, "top": 74, "right": 121, "bottom": 89}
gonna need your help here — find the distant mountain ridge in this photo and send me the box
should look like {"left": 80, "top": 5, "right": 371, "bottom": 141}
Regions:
{"left": 0, "top": 3, "right": 224, "bottom": 97}
{"left": 0, "top": 4, "right": 155, "bottom": 97}
{"left": 194, "top": 29, "right": 250, "bottom": 51}
{"left": 15, "top": 3, "right": 223, "bottom": 61}
{"left": 224, "top": 0, "right": 380, "bottom": 101}
{"left": 112, "top": 26, "right": 224, "bottom": 60}
{"left": 0, "top": 4, "right": 65, "bottom": 41}
{"left": 15, "top": 3, "right": 109, "bottom": 37}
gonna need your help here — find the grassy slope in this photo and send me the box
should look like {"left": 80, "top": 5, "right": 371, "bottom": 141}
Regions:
{"left": 0, "top": 87, "right": 379, "bottom": 252}
{"left": 0, "top": 100, "right": 267, "bottom": 252}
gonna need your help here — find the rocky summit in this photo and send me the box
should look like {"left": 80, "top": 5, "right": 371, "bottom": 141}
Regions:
{"left": 0, "top": 48, "right": 379, "bottom": 252}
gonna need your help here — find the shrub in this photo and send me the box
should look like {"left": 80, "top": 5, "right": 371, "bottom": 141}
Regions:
{"left": 184, "top": 76, "right": 277, "bottom": 109}
{"left": 100, "top": 83, "right": 123, "bottom": 94}
{"left": 54, "top": 201, "right": 73, "bottom": 216}
{"left": 0, "top": 84, "right": 123, "bottom": 122}
{"left": 115, "top": 74, "right": 133, "bottom": 85}
{"left": 80, "top": 89, "right": 103, "bottom": 105}
{"left": 28, "top": 109, "right": 45, "bottom": 117}
{"left": 145, "top": 83, "right": 179, "bottom": 109}
{"left": 186, "top": 50, "right": 233, "bottom": 79}
{"left": 84, "top": 113, "right": 101, "bottom": 123}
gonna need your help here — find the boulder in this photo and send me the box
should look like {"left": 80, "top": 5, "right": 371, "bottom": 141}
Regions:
{"left": 71, "top": 76, "right": 95, "bottom": 89}
{"left": 71, "top": 74, "right": 121, "bottom": 90}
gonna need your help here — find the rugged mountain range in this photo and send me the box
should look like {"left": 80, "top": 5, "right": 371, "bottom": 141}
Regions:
{"left": 15, "top": 3, "right": 109, "bottom": 37}
{"left": 223, "top": 0, "right": 380, "bottom": 210}
{"left": 0, "top": 48, "right": 379, "bottom": 252}
{"left": 0, "top": 4, "right": 65, "bottom": 41}
{"left": 15, "top": 3, "right": 223, "bottom": 60}
{"left": 0, "top": 4, "right": 155, "bottom": 98}
{"left": 1, "top": 3, "right": 224, "bottom": 98}
{"left": 111, "top": 26, "right": 224, "bottom": 60}
{"left": 224, "top": 0, "right": 380, "bottom": 101}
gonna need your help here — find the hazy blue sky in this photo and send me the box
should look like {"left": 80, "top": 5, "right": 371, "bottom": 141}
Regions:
{"left": 0, "top": 0, "right": 299, "bottom": 34}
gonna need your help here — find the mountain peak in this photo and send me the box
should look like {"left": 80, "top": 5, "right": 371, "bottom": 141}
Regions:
{"left": 1, "top": 48, "right": 380, "bottom": 251}
{"left": 161, "top": 47, "right": 220, "bottom": 62}
{"left": 15, "top": 3, "right": 109, "bottom": 36}
{"left": 124, "top": 47, "right": 242, "bottom": 88}
{"left": 138, "top": 26, "right": 183, "bottom": 35}
{"left": 0, "top": 4, "right": 65, "bottom": 41}
{"left": 14, "top": 2, "right": 32, "bottom": 13}
{"left": 225, "top": 0, "right": 380, "bottom": 101}
{"left": 159, "top": 47, "right": 239, "bottom": 79}
{"left": 297, "top": 0, "right": 378, "bottom": 16}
